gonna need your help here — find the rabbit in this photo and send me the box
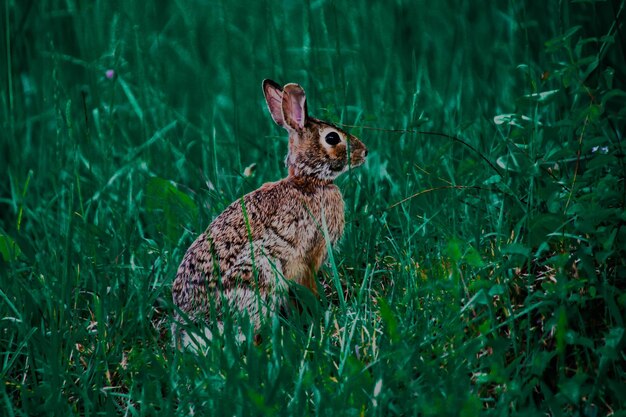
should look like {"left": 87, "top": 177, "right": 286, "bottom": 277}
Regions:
{"left": 171, "top": 79, "right": 367, "bottom": 348}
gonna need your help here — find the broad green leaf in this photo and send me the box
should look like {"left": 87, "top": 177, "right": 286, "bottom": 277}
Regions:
{"left": 558, "top": 373, "right": 587, "bottom": 404}
{"left": 502, "top": 243, "right": 530, "bottom": 258}
{"left": 465, "top": 245, "right": 484, "bottom": 267}
{"left": 517, "top": 89, "right": 559, "bottom": 106}
{"left": 460, "top": 394, "right": 481, "bottom": 417}
{"left": 529, "top": 213, "right": 565, "bottom": 247}
{"left": 488, "top": 284, "right": 505, "bottom": 297}
{"left": 496, "top": 154, "right": 521, "bottom": 172}
{"left": 545, "top": 25, "right": 582, "bottom": 51}
{"left": 493, "top": 113, "right": 535, "bottom": 127}
{"left": 146, "top": 177, "right": 199, "bottom": 243}
{"left": 377, "top": 298, "right": 399, "bottom": 343}
{"left": 483, "top": 174, "right": 501, "bottom": 185}
{"left": 0, "top": 234, "right": 21, "bottom": 262}
{"left": 604, "top": 327, "right": 624, "bottom": 349}
{"left": 461, "top": 289, "right": 489, "bottom": 312}
{"left": 446, "top": 238, "right": 462, "bottom": 262}
{"left": 601, "top": 89, "right": 626, "bottom": 107}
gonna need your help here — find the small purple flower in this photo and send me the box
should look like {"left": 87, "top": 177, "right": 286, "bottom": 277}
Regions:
{"left": 105, "top": 69, "right": 115, "bottom": 80}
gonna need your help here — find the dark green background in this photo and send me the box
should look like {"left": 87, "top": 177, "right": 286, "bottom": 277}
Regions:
{"left": 1, "top": 1, "right": 625, "bottom": 415}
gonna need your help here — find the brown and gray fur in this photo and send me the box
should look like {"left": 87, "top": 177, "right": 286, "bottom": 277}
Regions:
{"left": 172, "top": 80, "right": 367, "bottom": 348}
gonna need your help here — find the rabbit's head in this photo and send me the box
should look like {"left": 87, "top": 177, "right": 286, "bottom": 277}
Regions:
{"left": 263, "top": 79, "right": 367, "bottom": 181}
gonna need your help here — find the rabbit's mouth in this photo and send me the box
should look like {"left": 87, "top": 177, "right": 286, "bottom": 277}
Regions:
{"left": 350, "top": 149, "right": 368, "bottom": 167}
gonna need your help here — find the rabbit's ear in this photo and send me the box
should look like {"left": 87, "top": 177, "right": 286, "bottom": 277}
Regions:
{"left": 263, "top": 79, "right": 285, "bottom": 127}
{"left": 282, "top": 83, "right": 308, "bottom": 131}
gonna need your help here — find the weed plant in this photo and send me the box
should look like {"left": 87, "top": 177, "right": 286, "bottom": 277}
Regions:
{"left": 1, "top": 1, "right": 625, "bottom": 416}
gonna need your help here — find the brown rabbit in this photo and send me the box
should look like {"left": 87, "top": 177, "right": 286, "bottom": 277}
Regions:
{"left": 172, "top": 80, "right": 367, "bottom": 348}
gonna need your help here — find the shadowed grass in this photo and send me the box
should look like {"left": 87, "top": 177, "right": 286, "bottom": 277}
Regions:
{"left": 1, "top": 0, "right": 625, "bottom": 416}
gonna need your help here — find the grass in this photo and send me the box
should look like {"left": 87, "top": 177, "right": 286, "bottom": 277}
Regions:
{"left": 1, "top": 0, "right": 625, "bottom": 415}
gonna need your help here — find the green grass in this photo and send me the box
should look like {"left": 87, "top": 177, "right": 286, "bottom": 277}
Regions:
{"left": 2, "top": 1, "right": 625, "bottom": 415}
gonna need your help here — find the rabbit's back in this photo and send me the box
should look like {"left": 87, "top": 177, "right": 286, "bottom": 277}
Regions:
{"left": 172, "top": 177, "right": 344, "bottom": 321}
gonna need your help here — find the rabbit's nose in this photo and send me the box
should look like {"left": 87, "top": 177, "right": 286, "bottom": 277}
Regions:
{"left": 364, "top": 149, "right": 368, "bottom": 157}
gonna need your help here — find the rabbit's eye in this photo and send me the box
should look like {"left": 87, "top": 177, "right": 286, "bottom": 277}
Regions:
{"left": 325, "top": 132, "right": 341, "bottom": 146}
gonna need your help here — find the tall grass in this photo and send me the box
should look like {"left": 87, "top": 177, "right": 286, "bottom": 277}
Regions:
{"left": 1, "top": 0, "right": 625, "bottom": 415}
